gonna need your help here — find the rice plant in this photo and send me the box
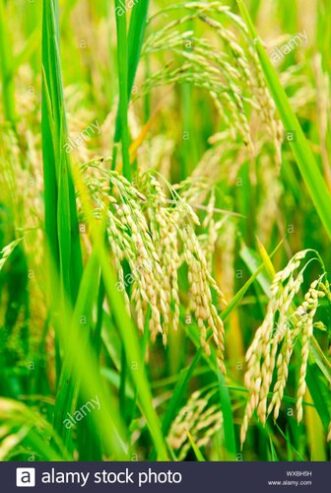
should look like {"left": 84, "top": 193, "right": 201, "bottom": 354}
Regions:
{"left": 0, "top": 0, "right": 330, "bottom": 462}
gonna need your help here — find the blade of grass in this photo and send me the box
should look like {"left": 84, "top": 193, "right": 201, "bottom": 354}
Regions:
{"left": 114, "top": 1, "right": 131, "bottom": 180}
{"left": 304, "top": 389, "right": 326, "bottom": 460}
{"left": 52, "top": 253, "right": 100, "bottom": 454}
{"left": 47, "top": 256, "right": 130, "bottom": 460}
{"left": 217, "top": 372, "right": 237, "bottom": 459}
{"left": 42, "top": 0, "right": 84, "bottom": 449}
{"left": 0, "top": 0, "right": 15, "bottom": 125}
{"left": 42, "top": 0, "right": 83, "bottom": 304}
{"left": 306, "top": 365, "right": 330, "bottom": 431}
{"left": 162, "top": 350, "right": 201, "bottom": 435}
{"left": 222, "top": 241, "right": 283, "bottom": 320}
{"left": 127, "top": 0, "right": 150, "bottom": 98}
{"left": 256, "top": 237, "right": 277, "bottom": 279}
{"left": 187, "top": 431, "right": 206, "bottom": 461}
{"left": 112, "top": 0, "right": 150, "bottom": 172}
{"left": 240, "top": 243, "right": 271, "bottom": 297}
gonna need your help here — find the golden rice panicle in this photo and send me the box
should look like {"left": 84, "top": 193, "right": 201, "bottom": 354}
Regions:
{"left": 143, "top": 2, "right": 284, "bottom": 171}
{"left": 163, "top": 179, "right": 227, "bottom": 371}
{"left": 85, "top": 167, "right": 165, "bottom": 340}
{"left": 296, "top": 278, "right": 325, "bottom": 423}
{"left": 242, "top": 252, "right": 306, "bottom": 435}
{"left": 167, "top": 390, "right": 222, "bottom": 460}
{"left": 83, "top": 167, "right": 226, "bottom": 368}
{"left": 167, "top": 390, "right": 205, "bottom": 457}
{"left": 241, "top": 251, "right": 327, "bottom": 446}
{"left": 139, "top": 172, "right": 181, "bottom": 340}
{"left": 267, "top": 330, "right": 294, "bottom": 421}
{"left": 180, "top": 217, "right": 226, "bottom": 373}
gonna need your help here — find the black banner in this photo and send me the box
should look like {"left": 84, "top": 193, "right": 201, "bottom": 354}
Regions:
{"left": 1, "top": 462, "right": 330, "bottom": 493}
